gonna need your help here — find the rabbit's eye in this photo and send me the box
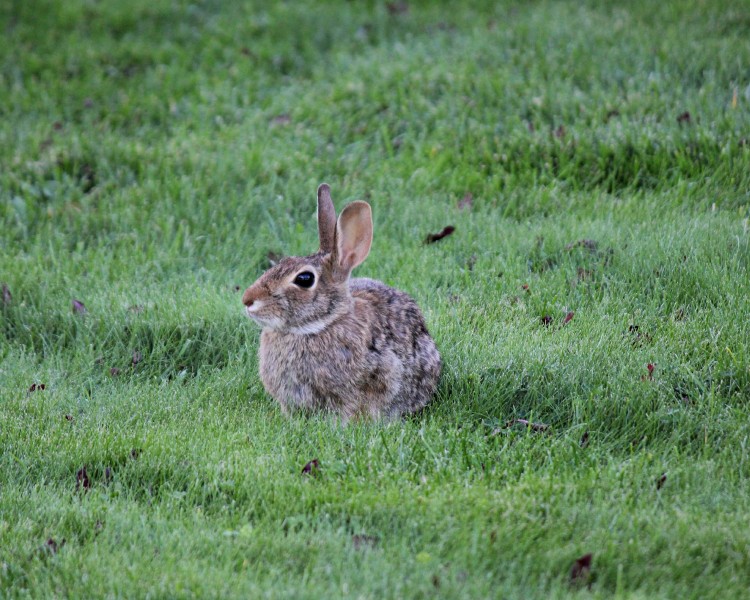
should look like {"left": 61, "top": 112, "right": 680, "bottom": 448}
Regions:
{"left": 293, "top": 271, "right": 315, "bottom": 288}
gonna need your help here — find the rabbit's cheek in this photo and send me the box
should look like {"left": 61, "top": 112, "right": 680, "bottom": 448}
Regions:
{"left": 257, "top": 316, "right": 285, "bottom": 330}
{"left": 245, "top": 300, "right": 264, "bottom": 316}
{"left": 245, "top": 302, "right": 285, "bottom": 330}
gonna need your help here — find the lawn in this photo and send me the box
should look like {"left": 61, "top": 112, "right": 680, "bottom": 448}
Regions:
{"left": 2, "top": 0, "right": 750, "bottom": 597}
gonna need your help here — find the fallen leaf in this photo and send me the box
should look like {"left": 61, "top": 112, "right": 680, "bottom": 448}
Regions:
{"left": 656, "top": 472, "right": 667, "bottom": 490}
{"left": 516, "top": 418, "right": 549, "bottom": 432}
{"left": 605, "top": 109, "right": 620, "bottom": 121}
{"left": 386, "top": 1, "right": 409, "bottom": 15}
{"left": 270, "top": 114, "right": 291, "bottom": 126}
{"left": 2, "top": 283, "right": 11, "bottom": 306}
{"left": 44, "top": 537, "right": 64, "bottom": 555}
{"left": 521, "top": 283, "right": 530, "bottom": 292}
{"left": 301, "top": 458, "right": 320, "bottom": 476}
{"left": 623, "top": 325, "right": 642, "bottom": 346}
{"left": 565, "top": 239, "right": 598, "bottom": 252}
{"left": 65, "top": 414, "right": 74, "bottom": 422}
{"left": 541, "top": 315, "right": 553, "bottom": 327}
{"left": 677, "top": 111, "right": 691, "bottom": 124}
{"left": 458, "top": 192, "right": 473, "bottom": 210}
{"left": 424, "top": 226, "right": 455, "bottom": 244}
{"left": 562, "top": 311, "right": 575, "bottom": 325}
{"left": 497, "top": 418, "right": 549, "bottom": 433}
{"left": 647, "top": 363, "right": 655, "bottom": 377}
{"left": 570, "top": 553, "right": 593, "bottom": 586}
{"left": 626, "top": 324, "right": 652, "bottom": 347}
{"left": 131, "top": 351, "right": 143, "bottom": 366}
{"left": 352, "top": 534, "right": 379, "bottom": 550}
{"left": 72, "top": 299, "right": 86, "bottom": 314}
{"left": 77, "top": 163, "right": 96, "bottom": 193}
{"left": 580, "top": 431, "right": 590, "bottom": 448}
{"left": 76, "top": 467, "right": 90, "bottom": 491}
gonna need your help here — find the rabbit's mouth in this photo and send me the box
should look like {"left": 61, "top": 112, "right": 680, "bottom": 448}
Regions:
{"left": 245, "top": 303, "right": 284, "bottom": 329}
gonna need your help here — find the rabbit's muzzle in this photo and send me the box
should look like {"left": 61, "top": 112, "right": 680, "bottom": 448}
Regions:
{"left": 242, "top": 287, "right": 256, "bottom": 307}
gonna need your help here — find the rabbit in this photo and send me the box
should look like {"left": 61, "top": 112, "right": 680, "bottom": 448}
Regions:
{"left": 242, "top": 183, "right": 441, "bottom": 421}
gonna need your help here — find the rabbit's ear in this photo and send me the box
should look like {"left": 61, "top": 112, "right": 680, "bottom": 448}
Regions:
{"left": 317, "top": 183, "right": 337, "bottom": 253}
{"left": 335, "top": 201, "right": 373, "bottom": 272}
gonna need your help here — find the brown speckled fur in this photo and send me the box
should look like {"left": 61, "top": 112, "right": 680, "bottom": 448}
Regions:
{"left": 242, "top": 184, "right": 441, "bottom": 421}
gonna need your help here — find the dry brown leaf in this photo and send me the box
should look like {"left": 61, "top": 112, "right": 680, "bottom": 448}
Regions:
{"left": 352, "top": 534, "right": 379, "bottom": 550}
{"left": 424, "top": 226, "right": 455, "bottom": 244}
{"left": 76, "top": 467, "right": 90, "bottom": 491}
{"left": 565, "top": 239, "right": 598, "bottom": 252}
{"left": 570, "top": 553, "right": 593, "bottom": 587}
{"left": 458, "top": 192, "right": 473, "bottom": 210}
{"left": 301, "top": 458, "right": 320, "bottom": 476}
{"left": 386, "top": 1, "right": 409, "bottom": 15}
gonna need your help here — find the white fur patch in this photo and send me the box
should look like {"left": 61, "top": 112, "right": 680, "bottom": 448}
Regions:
{"left": 245, "top": 302, "right": 283, "bottom": 330}
{"left": 245, "top": 301, "right": 263, "bottom": 315}
{"left": 286, "top": 314, "right": 339, "bottom": 336}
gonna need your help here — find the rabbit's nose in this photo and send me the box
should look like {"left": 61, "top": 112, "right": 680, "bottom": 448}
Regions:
{"left": 242, "top": 288, "right": 255, "bottom": 307}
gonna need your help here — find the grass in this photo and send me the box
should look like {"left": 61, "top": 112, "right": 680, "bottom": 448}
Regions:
{"left": 2, "top": 0, "right": 750, "bottom": 597}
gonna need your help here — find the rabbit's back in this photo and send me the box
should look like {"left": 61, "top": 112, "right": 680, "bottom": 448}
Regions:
{"left": 349, "top": 278, "right": 441, "bottom": 418}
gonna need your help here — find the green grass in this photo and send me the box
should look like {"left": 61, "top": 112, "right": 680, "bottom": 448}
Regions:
{"left": 2, "top": 0, "right": 750, "bottom": 597}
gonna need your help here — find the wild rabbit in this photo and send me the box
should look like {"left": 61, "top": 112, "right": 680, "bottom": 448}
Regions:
{"left": 242, "top": 184, "right": 441, "bottom": 420}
